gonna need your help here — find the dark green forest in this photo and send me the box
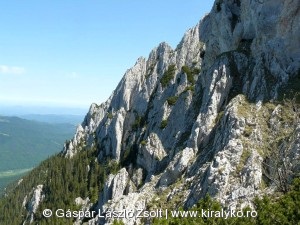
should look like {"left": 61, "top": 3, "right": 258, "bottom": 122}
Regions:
{"left": 0, "top": 146, "right": 113, "bottom": 225}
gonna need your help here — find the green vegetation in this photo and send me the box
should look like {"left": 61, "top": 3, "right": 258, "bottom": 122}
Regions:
{"left": 183, "top": 85, "right": 195, "bottom": 93}
{"left": 160, "top": 119, "right": 168, "bottom": 129}
{"left": 167, "top": 96, "right": 179, "bottom": 106}
{"left": 0, "top": 146, "right": 117, "bottom": 225}
{"left": 235, "top": 95, "right": 299, "bottom": 192}
{"left": 215, "top": 110, "right": 224, "bottom": 124}
{"left": 0, "top": 116, "right": 75, "bottom": 194}
{"left": 181, "top": 65, "right": 200, "bottom": 85}
{"left": 132, "top": 116, "right": 141, "bottom": 130}
{"left": 0, "top": 169, "right": 31, "bottom": 196}
{"left": 181, "top": 65, "right": 193, "bottom": 83}
{"left": 0, "top": 168, "right": 32, "bottom": 180}
{"left": 253, "top": 178, "right": 300, "bottom": 224}
{"left": 107, "top": 112, "right": 113, "bottom": 119}
{"left": 152, "top": 194, "right": 255, "bottom": 225}
{"left": 146, "top": 64, "right": 156, "bottom": 79}
{"left": 160, "top": 64, "right": 176, "bottom": 88}
{"left": 152, "top": 178, "right": 300, "bottom": 225}
{"left": 193, "top": 67, "right": 200, "bottom": 74}
{"left": 112, "top": 220, "right": 125, "bottom": 225}
{"left": 148, "top": 178, "right": 186, "bottom": 212}
{"left": 0, "top": 116, "right": 75, "bottom": 171}
{"left": 244, "top": 125, "right": 253, "bottom": 137}
{"left": 140, "top": 140, "right": 147, "bottom": 146}
{"left": 122, "top": 148, "right": 132, "bottom": 164}
{"left": 236, "top": 149, "right": 251, "bottom": 174}
{"left": 107, "top": 159, "right": 121, "bottom": 175}
{"left": 132, "top": 115, "right": 145, "bottom": 131}
{"left": 235, "top": 95, "right": 297, "bottom": 156}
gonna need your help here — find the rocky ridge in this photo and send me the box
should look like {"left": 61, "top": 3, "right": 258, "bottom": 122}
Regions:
{"left": 63, "top": 0, "right": 299, "bottom": 224}
{"left": 23, "top": 0, "right": 300, "bottom": 224}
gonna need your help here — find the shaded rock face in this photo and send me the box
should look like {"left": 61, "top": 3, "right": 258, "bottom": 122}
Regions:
{"left": 60, "top": 0, "right": 299, "bottom": 224}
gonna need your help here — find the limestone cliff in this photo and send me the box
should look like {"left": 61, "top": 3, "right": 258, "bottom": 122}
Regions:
{"left": 61, "top": 0, "right": 300, "bottom": 224}
{"left": 22, "top": 0, "right": 300, "bottom": 224}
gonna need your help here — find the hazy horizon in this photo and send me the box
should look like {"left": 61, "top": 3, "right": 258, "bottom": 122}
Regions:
{"left": 0, "top": 103, "right": 87, "bottom": 116}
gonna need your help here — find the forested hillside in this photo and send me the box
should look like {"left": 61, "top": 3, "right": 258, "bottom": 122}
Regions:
{"left": 0, "top": 116, "right": 76, "bottom": 194}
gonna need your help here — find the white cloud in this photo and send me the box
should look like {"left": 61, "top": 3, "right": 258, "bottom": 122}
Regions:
{"left": 0, "top": 65, "right": 26, "bottom": 75}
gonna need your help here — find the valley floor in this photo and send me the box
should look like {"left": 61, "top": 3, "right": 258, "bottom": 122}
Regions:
{"left": 0, "top": 168, "right": 32, "bottom": 195}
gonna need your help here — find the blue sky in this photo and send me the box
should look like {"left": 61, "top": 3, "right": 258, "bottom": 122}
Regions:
{"left": 0, "top": 0, "right": 214, "bottom": 111}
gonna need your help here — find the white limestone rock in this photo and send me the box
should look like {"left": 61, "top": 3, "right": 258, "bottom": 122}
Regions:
{"left": 98, "top": 168, "right": 130, "bottom": 211}
{"left": 137, "top": 133, "right": 166, "bottom": 174}
{"left": 22, "top": 185, "right": 44, "bottom": 224}
{"left": 159, "top": 148, "right": 194, "bottom": 187}
{"left": 49, "top": 1, "right": 300, "bottom": 225}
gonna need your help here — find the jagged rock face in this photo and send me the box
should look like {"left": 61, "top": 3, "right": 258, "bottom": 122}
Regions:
{"left": 60, "top": 0, "right": 299, "bottom": 224}
{"left": 22, "top": 185, "right": 44, "bottom": 224}
{"left": 137, "top": 133, "right": 167, "bottom": 174}
{"left": 185, "top": 95, "right": 263, "bottom": 209}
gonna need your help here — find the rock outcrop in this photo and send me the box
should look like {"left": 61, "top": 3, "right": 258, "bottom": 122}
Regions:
{"left": 43, "top": 0, "right": 300, "bottom": 224}
{"left": 23, "top": 185, "right": 44, "bottom": 223}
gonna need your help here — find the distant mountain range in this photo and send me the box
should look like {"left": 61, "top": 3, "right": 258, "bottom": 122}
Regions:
{"left": 20, "top": 114, "right": 83, "bottom": 125}
{"left": 0, "top": 104, "right": 87, "bottom": 116}
{"left": 0, "top": 115, "right": 79, "bottom": 194}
